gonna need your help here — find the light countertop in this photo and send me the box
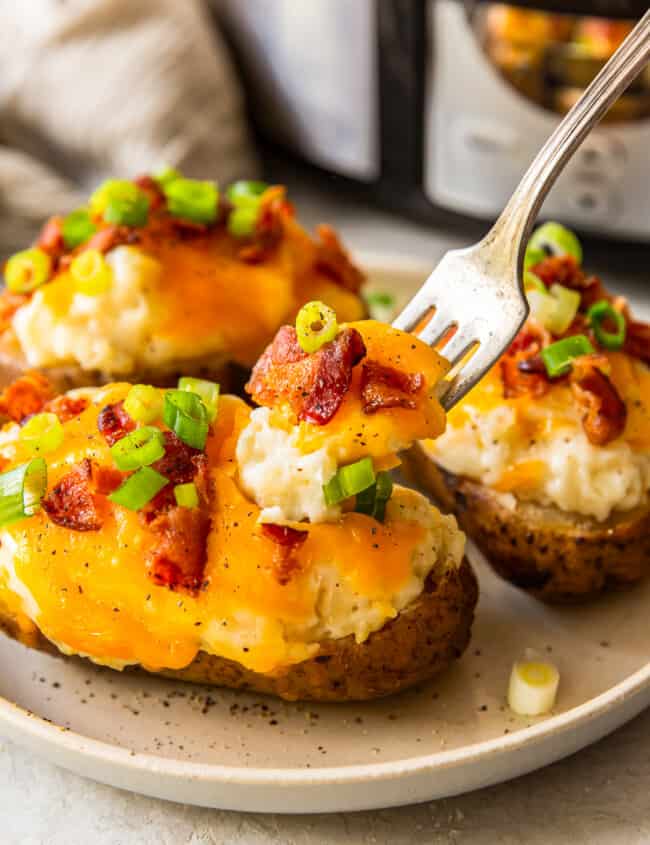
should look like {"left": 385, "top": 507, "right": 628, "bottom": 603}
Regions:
{"left": 2, "top": 174, "right": 649, "bottom": 845}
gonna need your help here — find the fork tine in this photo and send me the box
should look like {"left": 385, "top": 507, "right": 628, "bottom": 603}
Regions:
{"left": 413, "top": 307, "right": 456, "bottom": 348}
{"left": 436, "top": 324, "right": 477, "bottom": 366}
{"left": 391, "top": 289, "right": 435, "bottom": 333}
{"left": 438, "top": 343, "right": 501, "bottom": 411}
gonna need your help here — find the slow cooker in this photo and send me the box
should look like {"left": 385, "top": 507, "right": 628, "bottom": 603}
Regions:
{"left": 215, "top": 0, "right": 650, "bottom": 241}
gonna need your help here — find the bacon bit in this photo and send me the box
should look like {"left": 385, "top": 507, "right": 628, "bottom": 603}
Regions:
{"left": 42, "top": 459, "right": 103, "bottom": 531}
{"left": 237, "top": 186, "right": 290, "bottom": 263}
{"left": 246, "top": 326, "right": 366, "bottom": 424}
{"left": 134, "top": 174, "right": 166, "bottom": 211}
{"left": 97, "top": 401, "right": 135, "bottom": 446}
{"left": 43, "top": 394, "right": 89, "bottom": 423}
{"left": 93, "top": 465, "right": 124, "bottom": 495}
{"left": 36, "top": 216, "right": 65, "bottom": 260}
{"left": 0, "top": 372, "right": 54, "bottom": 422}
{"left": 0, "top": 290, "right": 29, "bottom": 329}
{"left": 315, "top": 224, "right": 365, "bottom": 293}
{"left": 500, "top": 327, "right": 552, "bottom": 399}
{"left": 529, "top": 256, "right": 609, "bottom": 311}
{"left": 624, "top": 320, "right": 650, "bottom": 365}
{"left": 84, "top": 225, "right": 129, "bottom": 255}
{"left": 147, "top": 505, "right": 211, "bottom": 592}
{"left": 570, "top": 357, "right": 627, "bottom": 446}
{"left": 260, "top": 523, "right": 308, "bottom": 585}
{"left": 360, "top": 360, "right": 423, "bottom": 414}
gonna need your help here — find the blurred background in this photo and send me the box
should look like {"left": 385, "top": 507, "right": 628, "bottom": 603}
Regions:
{"left": 1, "top": 0, "right": 648, "bottom": 285}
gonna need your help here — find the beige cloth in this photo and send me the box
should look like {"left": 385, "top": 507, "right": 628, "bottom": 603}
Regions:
{"left": 0, "top": 0, "right": 257, "bottom": 253}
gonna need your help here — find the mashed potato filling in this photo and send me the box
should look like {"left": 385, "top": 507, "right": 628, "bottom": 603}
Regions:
{"left": 428, "top": 396, "right": 650, "bottom": 523}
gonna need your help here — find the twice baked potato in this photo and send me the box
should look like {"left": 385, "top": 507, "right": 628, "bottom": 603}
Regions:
{"left": 0, "top": 315, "right": 476, "bottom": 701}
{"left": 0, "top": 174, "right": 365, "bottom": 392}
{"left": 409, "top": 223, "right": 650, "bottom": 602}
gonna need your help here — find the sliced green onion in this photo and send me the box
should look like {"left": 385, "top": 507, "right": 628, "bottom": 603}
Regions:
{"left": 546, "top": 284, "right": 581, "bottom": 335}
{"left": 163, "top": 178, "right": 219, "bottom": 225}
{"left": 163, "top": 390, "right": 209, "bottom": 450}
{"left": 108, "top": 466, "right": 168, "bottom": 511}
{"left": 153, "top": 165, "right": 182, "bottom": 189}
{"left": 227, "top": 204, "right": 259, "bottom": 238}
{"left": 364, "top": 290, "right": 396, "bottom": 322}
{"left": 355, "top": 471, "right": 393, "bottom": 522}
{"left": 526, "top": 289, "right": 556, "bottom": 329}
{"left": 524, "top": 271, "right": 546, "bottom": 294}
{"left": 508, "top": 660, "right": 559, "bottom": 716}
{"left": 110, "top": 426, "right": 165, "bottom": 471}
{"left": 528, "top": 221, "right": 583, "bottom": 264}
{"left": 523, "top": 246, "right": 547, "bottom": 271}
{"left": 62, "top": 209, "right": 97, "bottom": 250}
{"left": 174, "top": 482, "right": 199, "bottom": 509}
{"left": 323, "top": 457, "right": 375, "bottom": 506}
{"left": 19, "top": 413, "right": 64, "bottom": 455}
{"left": 69, "top": 249, "right": 112, "bottom": 295}
{"left": 123, "top": 384, "right": 164, "bottom": 424}
{"left": 177, "top": 377, "right": 219, "bottom": 421}
{"left": 4, "top": 248, "right": 52, "bottom": 293}
{"left": 0, "top": 458, "right": 47, "bottom": 526}
{"left": 226, "top": 180, "right": 268, "bottom": 205}
{"left": 90, "top": 179, "right": 149, "bottom": 227}
{"left": 541, "top": 334, "right": 595, "bottom": 378}
{"left": 295, "top": 301, "right": 338, "bottom": 354}
{"left": 587, "top": 299, "right": 627, "bottom": 350}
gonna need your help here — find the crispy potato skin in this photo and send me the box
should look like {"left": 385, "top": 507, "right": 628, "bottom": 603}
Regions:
{"left": 0, "top": 559, "right": 477, "bottom": 702}
{"left": 403, "top": 442, "right": 650, "bottom": 603}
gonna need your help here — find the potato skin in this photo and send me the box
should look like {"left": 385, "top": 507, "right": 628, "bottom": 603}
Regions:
{"left": 403, "top": 442, "right": 650, "bottom": 603}
{"left": 0, "top": 558, "right": 477, "bottom": 702}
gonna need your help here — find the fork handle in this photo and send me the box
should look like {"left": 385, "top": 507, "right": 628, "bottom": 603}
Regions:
{"left": 490, "top": 9, "right": 650, "bottom": 267}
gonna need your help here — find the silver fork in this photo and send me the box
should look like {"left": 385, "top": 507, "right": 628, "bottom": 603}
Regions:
{"left": 393, "top": 10, "right": 650, "bottom": 411}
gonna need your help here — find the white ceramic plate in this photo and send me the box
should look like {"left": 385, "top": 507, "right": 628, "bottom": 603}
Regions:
{"left": 0, "top": 258, "right": 648, "bottom": 814}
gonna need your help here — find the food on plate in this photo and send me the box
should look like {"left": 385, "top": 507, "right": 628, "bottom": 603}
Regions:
{"left": 0, "top": 311, "right": 477, "bottom": 701}
{"left": 508, "top": 657, "right": 560, "bottom": 717}
{"left": 404, "top": 222, "right": 650, "bottom": 602}
{"left": 0, "top": 173, "right": 365, "bottom": 392}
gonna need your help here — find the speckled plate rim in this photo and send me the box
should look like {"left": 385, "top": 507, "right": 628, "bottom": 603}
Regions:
{"left": 0, "top": 253, "right": 648, "bottom": 811}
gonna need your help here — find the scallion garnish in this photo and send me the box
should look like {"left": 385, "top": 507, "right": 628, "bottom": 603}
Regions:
{"left": 89, "top": 179, "right": 149, "bottom": 227}
{"left": 587, "top": 299, "right": 627, "bottom": 350}
{"left": 546, "top": 284, "right": 581, "bottom": 335}
{"left": 108, "top": 466, "right": 168, "bottom": 511}
{"left": 355, "top": 471, "right": 393, "bottom": 522}
{"left": 153, "top": 166, "right": 182, "bottom": 190}
{"left": 19, "top": 413, "right": 64, "bottom": 455}
{"left": 110, "top": 426, "right": 166, "bottom": 471}
{"left": 4, "top": 248, "right": 51, "bottom": 293}
{"left": 62, "top": 209, "right": 97, "bottom": 250}
{"left": 69, "top": 249, "right": 112, "bottom": 296}
{"left": 524, "top": 271, "right": 546, "bottom": 294}
{"left": 0, "top": 458, "right": 47, "bottom": 527}
{"left": 226, "top": 180, "right": 268, "bottom": 204}
{"left": 174, "top": 482, "right": 199, "bottom": 509}
{"left": 163, "top": 178, "right": 219, "bottom": 225}
{"left": 163, "top": 390, "right": 209, "bottom": 450}
{"left": 227, "top": 205, "right": 259, "bottom": 238}
{"left": 540, "top": 334, "right": 595, "bottom": 378}
{"left": 526, "top": 221, "right": 582, "bottom": 265}
{"left": 295, "top": 301, "right": 338, "bottom": 354}
{"left": 177, "top": 377, "right": 219, "bottom": 421}
{"left": 323, "top": 457, "right": 375, "bottom": 506}
{"left": 123, "top": 385, "right": 164, "bottom": 424}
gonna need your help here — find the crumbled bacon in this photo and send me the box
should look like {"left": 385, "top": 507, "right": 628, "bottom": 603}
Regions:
{"left": 260, "top": 523, "right": 308, "bottom": 585}
{"left": 0, "top": 372, "right": 54, "bottom": 422}
{"left": 570, "top": 357, "right": 627, "bottom": 445}
{"left": 42, "top": 459, "right": 103, "bottom": 531}
{"left": 97, "top": 401, "right": 135, "bottom": 446}
{"left": 0, "top": 290, "right": 29, "bottom": 330}
{"left": 93, "top": 465, "right": 124, "bottom": 495}
{"left": 360, "top": 360, "right": 423, "bottom": 414}
{"left": 43, "top": 394, "right": 89, "bottom": 423}
{"left": 147, "top": 505, "right": 211, "bottom": 592}
{"left": 529, "top": 256, "right": 609, "bottom": 311}
{"left": 246, "top": 325, "right": 366, "bottom": 425}
{"left": 624, "top": 320, "right": 650, "bottom": 365}
{"left": 500, "top": 327, "right": 551, "bottom": 399}
{"left": 134, "top": 174, "right": 166, "bottom": 211}
{"left": 36, "top": 216, "right": 65, "bottom": 260}
{"left": 237, "top": 186, "right": 290, "bottom": 263}
{"left": 84, "top": 225, "right": 129, "bottom": 255}
{"left": 314, "top": 224, "right": 365, "bottom": 293}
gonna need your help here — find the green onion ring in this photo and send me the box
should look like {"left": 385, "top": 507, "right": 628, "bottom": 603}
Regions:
{"left": 163, "top": 390, "right": 209, "bottom": 450}
{"left": 323, "top": 457, "right": 375, "bottom": 506}
{"left": 587, "top": 299, "right": 627, "bottom": 350}
{"left": 295, "top": 301, "right": 339, "bottom": 354}
{"left": 174, "top": 482, "right": 199, "bottom": 509}
{"left": 540, "top": 334, "right": 595, "bottom": 378}
{"left": 110, "top": 426, "right": 166, "bottom": 471}
{"left": 0, "top": 458, "right": 47, "bottom": 527}
{"left": 19, "top": 413, "right": 64, "bottom": 455}
{"left": 108, "top": 466, "right": 168, "bottom": 511}
{"left": 177, "top": 377, "right": 219, "bottom": 421}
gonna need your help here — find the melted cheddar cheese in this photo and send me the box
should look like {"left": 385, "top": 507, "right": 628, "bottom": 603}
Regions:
{"left": 0, "top": 380, "right": 463, "bottom": 674}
